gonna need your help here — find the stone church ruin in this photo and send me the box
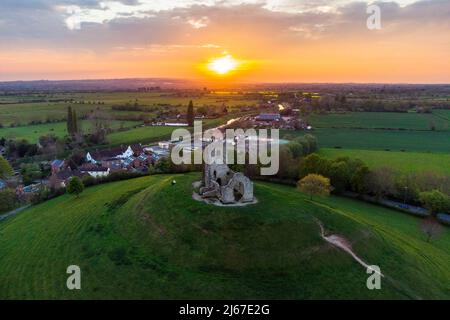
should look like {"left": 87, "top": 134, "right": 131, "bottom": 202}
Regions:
{"left": 199, "top": 163, "right": 254, "bottom": 204}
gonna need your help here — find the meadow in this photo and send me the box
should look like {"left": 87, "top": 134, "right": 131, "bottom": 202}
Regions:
{"left": 309, "top": 110, "right": 450, "bottom": 131}
{"left": 0, "top": 173, "right": 448, "bottom": 299}
{"left": 283, "top": 127, "right": 450, "bottom": 153}
{"left": 318, "top": 148, "right": 450, "bottom": 175}
{"left": 0, "top": 92, "right": 258, "bottom": 126}
{"left": 0, "top": 120, "right": 140, "bottom": 143}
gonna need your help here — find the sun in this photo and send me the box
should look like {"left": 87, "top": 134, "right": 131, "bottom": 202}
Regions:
{"left": 207, "top": 54, "right": 239, "bottom": 75}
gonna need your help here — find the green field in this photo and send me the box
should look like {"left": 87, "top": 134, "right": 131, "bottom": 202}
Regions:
{"left": 0, "top": 92, "right": 258, "bottom": 126}
{"left": 108, "top": 126, "right": 176, "bottom": 146}
{"left": 296, "top": 110, "right": 450, "bottom": 152}
{"left": 309, "top": 111, "right": 450, "bottom": 131}
{"left": 0, "top": 120, "right": 140, "bottom": 143}
{"left": 107, "top": 115, "right": 252, "bottom": 146}
{"left": 284, "top": 128, "right": 450, "bottom": 153}
{"left": 318, "top": 148, "right": 450, "bottom": 175}
{"left": 0, "top": 173, "right": 448, "bottom": 299}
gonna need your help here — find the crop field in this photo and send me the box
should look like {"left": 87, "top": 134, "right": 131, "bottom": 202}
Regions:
{"left": 283, "top": 128, "right": 450, "bottom": 153}
{"left": 318, "top": 148, "right": 450, "bottom": 175}
{"left": 0, "top": 92, "right": 258, "bottom": 126}
{"left": 308, "top": 111, "right": 450, "bottom": 131}
{"left": 0, "top": 173, "right": 448, "bottom": 299}
{"left": 0, "top": 120, "right": 140, "bottom": 143}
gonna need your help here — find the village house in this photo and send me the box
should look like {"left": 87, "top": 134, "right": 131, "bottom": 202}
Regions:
{"left": 51, "top": 159, "right": 66, "bottom": 174}
{"left": 255, "top": 113, "right": 281, "bottom": 123}
{"left": 79, "top": 163, "right": 110, "bottom": 178}
{"left": 49, "top": 169, "right": 84, "bottom": 189}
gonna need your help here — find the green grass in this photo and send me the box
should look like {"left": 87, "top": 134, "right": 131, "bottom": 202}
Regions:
{"left": 107, "top": 114, "right": 252, "bottom": 146}
{"left": 0, "top": 120, "right": 140, "bottom": 143}
{"left": 107, "top": 126, "right": 176, "bottom": 146}
{"left": 318, "top": 148, "right": 450, "bottom": 175}
{"left": 0, "top": 92, "right": 258, "bottom": 126}
{"left": 0, "top": 173, "right": 448, "bottom": 299}
{"left": 283, "top": 128, "right": 450, "bottom": 153}
{"left": 309, "top": 111, "right": 450, "bottom": 131}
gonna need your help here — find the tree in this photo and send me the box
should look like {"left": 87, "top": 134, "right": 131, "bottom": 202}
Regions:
{"left": 297, "top": 174, "right": 332, "bottom": 200}
{"left": 420, "top": 217, "right": 443, "bottom": 242}
{"left": 0, "top": 189, "right": 16, "bottom": 213}
{"left": 67, "top": 177, "right": 84, "bottom": 198}
{"left": 419, "top": 190, "right": 449, "bottom": 216}
{"left": 0, "top": 156, "right": 13, "bottom": 179}
{"left": 350, "top": 165, "right": 370, "bottom": 195}
{"left": 67, "top": 106, "right": 74, "bottom": 135}
{"left": 72, "top": 110, "right": 79, "bottom": 134}
{"left": 187, "top": 100, "right": 194, "bottom": 126}
{"left": 367, "top": 167, "right": 395, "bottom": 200}
{"left": 155, "top": 157, "right": 171, "bottom": 173}
{"left": 20, "top": 163, "right": 42, "bottom": 185}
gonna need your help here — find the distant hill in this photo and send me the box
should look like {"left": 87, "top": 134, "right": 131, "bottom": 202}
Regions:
{"left": 0, "top": 173, "right": 448, "bottom": 299}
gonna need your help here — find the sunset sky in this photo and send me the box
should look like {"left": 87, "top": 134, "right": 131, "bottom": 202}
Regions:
{"left": 0, "top": 0, "right": 449, "bottom": 83}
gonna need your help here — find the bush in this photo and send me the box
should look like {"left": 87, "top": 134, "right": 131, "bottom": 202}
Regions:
{"left": 0, "top": 189, "right": 17, "bottom": 213}
{"left": 67, "top": 177, "right": 84, "bottom": 198}
{"left": 297, "top": 174, "right": 332, "bottom": 200}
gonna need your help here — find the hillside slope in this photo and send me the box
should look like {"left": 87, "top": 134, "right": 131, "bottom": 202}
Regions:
{"left": 0, "top": 173, "right": 448, "bottom": 299}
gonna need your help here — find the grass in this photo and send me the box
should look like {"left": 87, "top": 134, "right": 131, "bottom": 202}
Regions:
{"left": 107, "top": 126, "right": 176, "bottom": 146}
{"left": 107, "top": 114, "right": 252, "bottom": 146}
{"left": 0, "top": 173, "right": 448, "bottom": 299}
{"left": 283, "top": 128, "right": 450, "bottom": 153}
{"left": 0, "top": 120, "right": 140, "bottom": 143}
{"left": 0, "top": 92, "right": 258, "bottom": 126}
{"left": 318, "top": 148, "right": 450, "bottom": 175}
{"left": 309, "top": 111, "right": 450, "bottom": 131}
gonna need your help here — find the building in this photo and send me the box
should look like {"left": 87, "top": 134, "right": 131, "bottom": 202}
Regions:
{"left": 255, "top": 113, "right": 281, "bottom": 122}
{"left": 51, "top": 159, "right": 66, "bottom": 174}
{"left": 48, "top": 168, "right": 87, "bottom": 189}
{"left": 79, "top": 164, "right": 110, "bottom": 178}
{"left": 199, "top": 161, "right": 254, "bottom": 204}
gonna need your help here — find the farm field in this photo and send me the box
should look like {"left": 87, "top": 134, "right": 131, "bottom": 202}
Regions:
{"left": 308, "top": 110, "right": 450, "bottom": 131}
{"left": 318, "top": 148, "right": 450, "bottom": 176}
{"left": 283, "top": 128, "right": 450, "bottom": 153}
{"left": 0, "top": 92, "right": 258, "bottom": 126}
{"left": 0, "top": 120, "right": 140, "bottom": 143}
{"left": 107, "top": 126, "right": 177, "bottom": 146}
{"left": 0, "top": 173, "right": 448, "bottom": 299}
{"left": 106, "top": 114, "right": 253, "bottom": 146}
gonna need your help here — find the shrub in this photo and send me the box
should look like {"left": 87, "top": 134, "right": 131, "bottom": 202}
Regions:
{"left": 297, "top": 174, "right": 332, "bottom": 200}
{"left": 67, "top": 177, "right": 84, "bottom": 198}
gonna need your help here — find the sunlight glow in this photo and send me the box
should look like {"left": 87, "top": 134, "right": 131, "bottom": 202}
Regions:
{"left": 207, "top": 55, "right": 239, "bottom": 75}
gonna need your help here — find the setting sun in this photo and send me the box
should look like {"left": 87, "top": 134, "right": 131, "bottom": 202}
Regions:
{"left": 207, "top": 54, "right": 239, "bottom": 75}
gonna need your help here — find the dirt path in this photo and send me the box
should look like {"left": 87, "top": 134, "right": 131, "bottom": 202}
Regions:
{"left": 316, "top": 220, "right": 384, "bottom": 277}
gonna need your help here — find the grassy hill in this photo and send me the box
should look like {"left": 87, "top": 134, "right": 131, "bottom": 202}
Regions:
{"left": 0, "top": 173, "right": 448, "bottom": 299}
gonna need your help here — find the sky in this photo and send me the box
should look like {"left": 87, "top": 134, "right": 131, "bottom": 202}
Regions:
{"left": 0, "top": 0, "right": 449, "bottom": 83}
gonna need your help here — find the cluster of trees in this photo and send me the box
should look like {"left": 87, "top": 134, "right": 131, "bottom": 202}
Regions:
{"left": 298, "top": 154, "right": 450, "bottom": 215}
{"left": 2, "top": 139, "right": 39, "bottom": 158}
{"left": 275, "top": 135, "right": 318, "bottom": 180}
{"left": 67, "top": 106, "right": 80, "bottom": 136}
{"left": 111, "top": 104, "right": 158, "bottom": 112}
{"left": 187, "top": 100, "right": 194, "bottom": 126}
{"left": 300, "top": 94, "right": 444, "bottom": 114}
{"left": 0, "top": 156, "right": 16, "bottom": 213}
